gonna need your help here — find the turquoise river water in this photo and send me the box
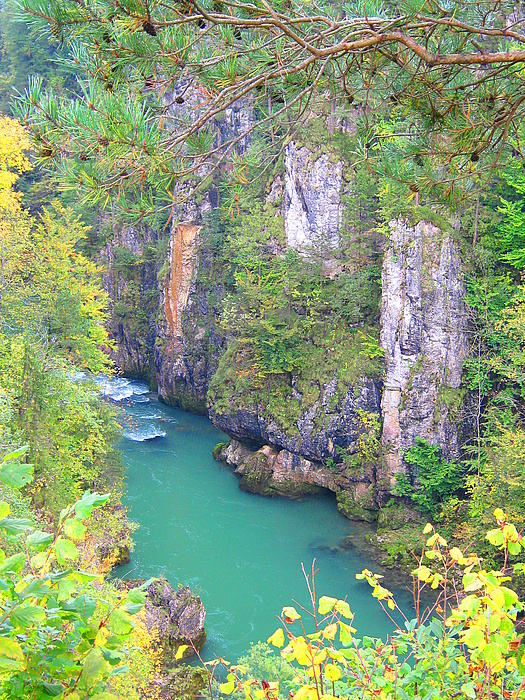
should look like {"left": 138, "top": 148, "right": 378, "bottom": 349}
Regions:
{"left": 100, "top": 376, "right": 415, "bottom": 661}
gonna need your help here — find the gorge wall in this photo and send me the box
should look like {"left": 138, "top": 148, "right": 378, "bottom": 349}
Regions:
{"left": 100, "top": 218, "right": 159, "bottom": 383}
{"left": 378, "top": 219, "right": 468, "bottom": 504}
{"left": 102, "top": 113, "right": 470, "bottom": 522}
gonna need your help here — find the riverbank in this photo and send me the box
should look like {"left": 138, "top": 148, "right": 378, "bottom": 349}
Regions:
{"left": 110, "top": 378, "right": 419, "bottom": 661}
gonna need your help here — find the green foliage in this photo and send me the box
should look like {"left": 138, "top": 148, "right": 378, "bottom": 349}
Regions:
{"left": 370, "top": 523, "right": 426, "bottom": 568}
{"left": 496, "top": 167, "right": 525, "bottom": 270}
{"left": 0, "top": 186, "right": 125, "bottom": 518}
{"left": 113, "top": 245, "right": 141, "bottom": 277}
{"left": 467, "top": 424, "right": 525, "bottom": 557}
{"left": 10, "top": 0, "right": 525, "bottom": 220}
{"left": 0, "top": 332, "right": 123, "bottom": 513}
{"left": 0, "top": 202, "right": 112, "bottom": 372}
{"left": 234, "top": 642, "right": 294, "bottom": 697}
{"left": 0, "top": 0, "right": 76, "bottom": 115}
{"left": 346, "top": 410, "right": 381, "bottom": 469}
{"left": 207, "top": 182, "right": 383, "bottom": 434}
{"left": 0, "top": 487, "right": 148, "bottom": 699}
{"left": 209, "top": 326, "right": 383, "bottom": 435}
{"left": 393, "top": 438, "right": 463, "bottom": 518}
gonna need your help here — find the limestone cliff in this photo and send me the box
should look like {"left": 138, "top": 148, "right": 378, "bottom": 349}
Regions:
{"left": 210, "top": 216, "right": 470, "bottom": 519}
{"left": 100, "top": 218, "right": 159, "bottom": 382}
{"left": 101, "top": 106, "right": 471, "bottom": 521}
{"left": 210, "top": 373, "right": 379, "bottom": 452}
{"left": 154, "top": 200, "right": 226, "bottom": 412}
{"left": 156, "top": 222, "right": 204, "bottom": 409}
{"left": 378, "top": 219, "right": 468, "bottom": 502}
{"left": 283, "top": 141, "right": 342, "bottom": 253}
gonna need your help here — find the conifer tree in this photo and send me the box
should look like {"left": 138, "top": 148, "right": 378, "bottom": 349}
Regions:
{"left": 9, "top": 0, "right": 525, "bottom": 219}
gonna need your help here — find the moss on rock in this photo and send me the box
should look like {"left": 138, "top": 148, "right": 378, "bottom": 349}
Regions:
{"left": 369, "top": 523, "right": 426, "bottom": 568}
{"left": 377, "top": 501, "right": 422, "bottom": 532}
{"left": 212, "top": 441, "right": 229, "bottom": 460}
{"left": 336, "top": 489, "right": 377, "bottom": 523}
{"left": 161, "top": 665, "right": 208, "bottom": 700}
{"left": 159, "top": 389, "right": 208, "bottom": 415}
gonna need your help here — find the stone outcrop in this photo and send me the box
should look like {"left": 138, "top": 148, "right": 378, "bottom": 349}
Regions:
{"left": 213, "top": 217, "right": 469, "bottom": 520}
{"left": 155, "top": 216, "right": 226, "bottom": 412}
{"left": 283, "top": 141, "right": 342, "bottom": 253}
{"left": 151, "top": 87, "right": 254, "bottom": 409}
{"left": 211, "top": 376, "right": 382, "bottom": 521}
{"left": 215, "top": 439, "right": 378, "bottom": 521}
{"left": 379, "top": 219, "right": 468, "bottom": 500}
{"left": 210, "top": 376, "right": 381, "bottom": 463}
{"left": 144, "top": 579, "right": 206, "bottom": 665}
{"left": 159, "top": 666, "right": 208, "bottom": 700}
{"left": 164, "top": 224, "right": 201, "bottom": 340}
{"left": 156, "top": 222, "right": 203, "bottom": 409}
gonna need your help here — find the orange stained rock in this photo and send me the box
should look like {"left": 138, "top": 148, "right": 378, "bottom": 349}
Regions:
{"left": 165, "top": 223, "right": 201, "bottom": 339}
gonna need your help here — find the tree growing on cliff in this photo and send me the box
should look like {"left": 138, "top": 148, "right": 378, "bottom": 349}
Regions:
{"left": 9, "top": 0, "right": 525, "bottom": 221}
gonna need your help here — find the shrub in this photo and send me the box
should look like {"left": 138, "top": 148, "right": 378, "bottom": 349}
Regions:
{"left": 393, "top": 437, "right": 463, "bottom": 517}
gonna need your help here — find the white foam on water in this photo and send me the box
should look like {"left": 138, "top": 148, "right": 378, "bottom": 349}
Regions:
{"left": 132, "top": 382, "right": 150, "bottom": 396}
{"left": 93, "top": 375, "right": 151, "bottom": 402}
{"left": 124, "top": 424, "right": 167, "bottom": 442}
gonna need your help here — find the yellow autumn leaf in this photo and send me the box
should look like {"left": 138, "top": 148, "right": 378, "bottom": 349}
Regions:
{"left": 267, "top": 628, "right": 285, "bottom": 648}
{"left": 94, "top": 626, "right": 110, "bottom": 647}
{"left": 324, "top": 664, "right": 342, "bottom": 682}
{"left": 449, "top": 547, "right": 465, "bottom": 562}
{"left": 175, "top": 644, "right": 189, "bottom": 660}
{"left": 334, "top": 599, "right": 352, "bottom": 619}
{"left": 220, "top": 680, "right": 236, "bottom": 695}
{"left": 489, "top": 587, "right": 505, "bottom": 608}
{"left": 323, "top": 623, "right": 338, "bottom": 640}
{"left": 0, "top": 115, "right": 32, "bottom": 213}
{"left": 293, "top": 686, "right": 316, "bottom": 700}
{"left": 413, "top": 565, "right": 432, "bottom": 582}
{"left": 294, "top": 640, "right": 310, "bottom": 666}
{"left": 282, "top": 606, "right": 301, "bottom": 621}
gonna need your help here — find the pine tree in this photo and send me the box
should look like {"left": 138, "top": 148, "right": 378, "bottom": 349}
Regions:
{"left": 7, "top": 0, "right": 525, "bottom": 220}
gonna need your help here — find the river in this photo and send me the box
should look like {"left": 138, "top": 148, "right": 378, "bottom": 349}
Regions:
{"left": 100, "top": 376, "right": 416, "bottom": 661}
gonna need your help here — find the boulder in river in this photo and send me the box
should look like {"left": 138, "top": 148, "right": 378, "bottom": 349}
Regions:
{"left": 145, "top": 579, "right": 207, "bottom": 666}
{"left": 119, "top": 578, "right": 207, "bottom": 666}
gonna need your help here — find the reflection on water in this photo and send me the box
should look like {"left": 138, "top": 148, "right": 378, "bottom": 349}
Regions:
{"left": 103, "top": 376, "right": 416, "bottom": 660}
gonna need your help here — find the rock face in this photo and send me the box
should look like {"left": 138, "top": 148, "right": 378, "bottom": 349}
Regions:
{"left": 210, "top": 377, "right": 381, "bottom": 462}
{"left": 100, "top": 219, "right": 159, "bottom": 382}
{"left": 379, "top": 219, "right": 468, "bottom": 501}
{"left": 156, "top": 222, "right": 203, "bottom": 410}
{"left": 100, "top": 92, "right": 471, "bottom": 522}
{"left": 211, "top": 376, "right": 382, "bottom": 521}
{"left": 217, "top": 440, "right": 324, "bottom": 497}
{"left": 155, "top": 216, "right": 226, "bottom": 412}
{"left": 152, "top": 88, "right": 253, "bottom": 409}
{"left": 216, "top": 438, "right": 378, "bottom": 521}
{"left": 212, "top": 217, "right": 470, "bottom": 520}
{"left": 283, "top": 141, "right": 342, "bottom": 253}
{"left": 144, "top": 579, "right": 206, "bottom": 666}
